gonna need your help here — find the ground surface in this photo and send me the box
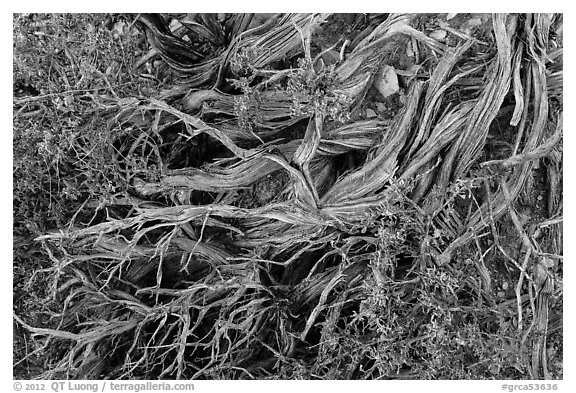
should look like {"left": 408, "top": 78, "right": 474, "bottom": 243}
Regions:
{"left": 13, "top": 13, "right": 562, "bottom": 380}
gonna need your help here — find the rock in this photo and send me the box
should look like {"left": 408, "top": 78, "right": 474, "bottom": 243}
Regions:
{"left": 462, "top": 16, "right": 486, "bottom": 36}
{"left": 366, "top": 108, "right": 377, "bottom": 118}
{"left": 398, "top": 92, "right": 408, "bottom": 105}
{"left": 467, "top": 18, "right": 482, "bottom": 27}
{"left": 541, "top": 257, "right": 555, "bottom": 269}
{"left": 374, "top": 65, "right": 399, "bottom": 99}
{"left": 375, "top": 102, "right": 386, "bottom": 112}
{"left": 168, "top": 18, "right": 181, "bottom": 33}
{"left": 64, "top": 95, "right": 74, "bottom": 107}
{"left": 429, "top": 29, "right": 447, "bottom": 41}
{"left": 406, "top": 42, "right": 414, "bottom": 58}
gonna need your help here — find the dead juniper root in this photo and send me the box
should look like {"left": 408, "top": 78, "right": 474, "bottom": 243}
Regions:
{"left": 15, "top": 13, "right": 562, "bottom": 380}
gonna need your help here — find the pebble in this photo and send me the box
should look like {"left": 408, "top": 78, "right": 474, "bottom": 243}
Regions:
{"left": 502, "top": 282, "right": 509, "bottom": 291}
{"left": 366, "top": 108, "right": 377, "bottom": 118}
{"left": 541, "top": 257, "right": 555, "bottom": 269}
{"left": 497, "top": 291, "right": 506, "bottom": 298}
{"left": 429, "top": 29, "right": 447, "bottom": 41}
{"left": 399, "top": 93, "right": 408, "bottom": 105}
{"left": 375, "top": 102, "right": 386, "bottom": 112}
{"left": 406, "top": 43, "right": 415, "bottom": 58}
{"left": 168, "top": 19, "right": 181, "bottom": 32}
{"left": 468, "top": 18, "right": 482, "bottom": 27}
{"left": 373, "top": 65, "right": 399, "bottom": 99}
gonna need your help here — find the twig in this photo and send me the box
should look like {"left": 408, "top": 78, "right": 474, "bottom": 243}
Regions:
{"left": 482, "top": 116, "right": 563, "bottom": 168}
{"left": 515, "top": 249, "right": 532, "bottom": 333}
{"left": 300, "top": 272, "right": 344, "bottom": 341}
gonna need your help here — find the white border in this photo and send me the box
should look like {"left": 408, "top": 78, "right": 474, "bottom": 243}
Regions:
{"left": 4, "top": 5, "right": 571, "bottom": 391}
